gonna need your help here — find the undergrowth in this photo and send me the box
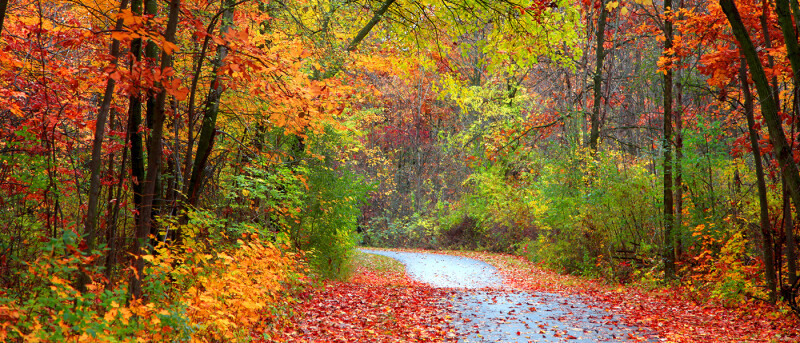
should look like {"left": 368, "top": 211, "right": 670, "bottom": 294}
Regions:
{"left": 0, "top": 229, "right": 307, "bottom": 342}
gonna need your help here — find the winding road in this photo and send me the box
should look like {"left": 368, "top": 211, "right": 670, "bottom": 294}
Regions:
{"left": 360, "top": 249, "right": 655, "bottom": 343}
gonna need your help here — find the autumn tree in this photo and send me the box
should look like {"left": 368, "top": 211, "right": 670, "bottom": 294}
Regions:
{"left": 721, "top": 0, "right": 800, "bottom": 298}
{"left": 662, "top": 0, "right": 676, "bottom": 280}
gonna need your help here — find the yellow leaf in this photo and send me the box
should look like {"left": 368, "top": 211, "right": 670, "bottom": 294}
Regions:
{"left": 50, "top": 276, "right": 66, "bottom": 285}
{"left": 606, "top": 1, "right": 619, "bottom": 10}
{"left": 111, "top": 31, "right": 129, "bottom": 41}
{"left": 620, "top": 7, "right": 629, "bottom": 15}
{"left": 120, "top": 309, "right": 132, "bottom": 324}
{"left": 118, "top": 9, "right": 137, "bottom": 27}
{"left": 104, "top": 309, "right": 118, "bottom": 322}
{"left": 162, "top": 41, "right": 179, "bottom": 55}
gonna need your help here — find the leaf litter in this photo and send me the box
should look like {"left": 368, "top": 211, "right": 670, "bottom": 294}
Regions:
{"left": 266, "top": 249, "right": 799, "bottom": 342}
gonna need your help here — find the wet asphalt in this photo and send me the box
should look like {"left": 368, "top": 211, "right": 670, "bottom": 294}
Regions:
{"left": 360, "top": 249, "right": 656, "bottom": 343}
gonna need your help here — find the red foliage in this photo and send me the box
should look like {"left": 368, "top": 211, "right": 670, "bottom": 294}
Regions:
{"left": 267, "top": 265, "right": 456, "bottom": 342}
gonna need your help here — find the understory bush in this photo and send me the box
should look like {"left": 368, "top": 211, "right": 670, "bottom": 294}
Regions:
{"left": 435, "top": 148, "right": 663, "bottom": 279}
{"left": 295, "top": 164, "right": 368, "bottom": 279}
{"left": 679, "top": 223, "right": 769, "bottom": 305}
{"left": 216, "top": 124, "right": 371, "bottom": 281}
{"left": 361, "top": 213, "right": 440, "bottom": 249}
{"left": 440, "top": 215, "right": 481, "bottom": 250}
{"left": 434, "top": 162, "right": 541, "bottom": 252}
{"left": 531, "top": 149, "right": 661, "bottom": 277}
{"left": 0, "top": 221, "right": 307, "bottom": 342}
{"left": 294, "top": 127, "right": 372, "bottom": 280}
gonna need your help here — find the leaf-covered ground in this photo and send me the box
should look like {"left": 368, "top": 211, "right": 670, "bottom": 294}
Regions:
{"left": 267, "top": 249, "right": 799, "bottom": 342}
{"left": 447, "top": 250, "right": 800, "bottom": 342}
{"left": 267, "top": 252, "right": 457, "bottom": 342}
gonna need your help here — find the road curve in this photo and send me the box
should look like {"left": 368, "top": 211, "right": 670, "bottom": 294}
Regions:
{"left": 359, "top": 249, "right": 503, "bottom": 289}
{"left": 360, "top": 248, "right": 656, "bottom": 343}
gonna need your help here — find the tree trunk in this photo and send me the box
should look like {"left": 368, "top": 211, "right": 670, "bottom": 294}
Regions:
{"left": 142, "top": 0, "right": 162, "bottom": 228}
{"left": 675, "top": 81, "right": 684, "bottom": 261}
{"left": 130, "top": 0, "right": 180, "bottom": 301}
{"left": 182, "top": 11, "right": 223, "bottom": 196}
{"left": 125, "top": 0, "right": 146, "bottom": 300}
{"left": 762, "top": 0, "right": 782, "bottom": 106}
{"left": 776, "top": 0, "right": 800, "bottom": 90}
{"left": 590, "top": 1, "right": 608, "bottom": 151}
{"left": 672, "top": 0, "right": 686, "bottom": 257}
{"left": 105, "top": 137, "right": 128, "bottom": 286}
{"left": 740, "top": 57, "right": 778, "bottom": 302}
{"left": 346, "top": 0, "right": 396, "bottom": 52}
{"left": 785, "top": 179, "right": 798, "bottom": 286}
{"left": 0, "top": 0, "right": 8, "bottom": 36}
{"left": 144, "top": 0, "right": 159, "bottom": 130}
{"left": 775, "top": 0, "right": 800, "bottom": 295}
{"left": 187, "top": 0, "right": 235, "bottom": 207}
{"left": 663, "top": 0, "right": 676, "bottom": 280}
{"left": 792, "top": 0, "right": 800, "bottom": 32}
{"left": 80, "top": 0, "right": 129, "bottom": 292}
{"left": 126, "top": 0, "right": 151, "bottom": 236}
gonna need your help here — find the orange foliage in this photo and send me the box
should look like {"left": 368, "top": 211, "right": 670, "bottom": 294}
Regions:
{"left": 0, "top": 235, "right": 307, "bottom": 342}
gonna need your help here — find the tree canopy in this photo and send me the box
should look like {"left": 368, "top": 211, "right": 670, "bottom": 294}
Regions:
{"left": 1, "top": 0, "right": 800, "bottom": 340}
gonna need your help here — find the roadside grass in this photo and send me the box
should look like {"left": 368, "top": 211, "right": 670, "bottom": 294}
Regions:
{"left": 346, "top": 250, "right": 412, "bottom": 286}
{"left": 348, "top": 250, "right": 406, "bottom": 276}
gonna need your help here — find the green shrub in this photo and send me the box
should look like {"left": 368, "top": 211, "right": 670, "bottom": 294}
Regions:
{"left": 0, "top": 230, "right": 195, "bottom": 342}
{"left": 361, "top": 213, "right": 440, "bottom": 249}
{"left": 219, "top": 159, "right": 305, "bottom": 238}
{"left": 294, "top": 127, "right": 372, "bottom": 280}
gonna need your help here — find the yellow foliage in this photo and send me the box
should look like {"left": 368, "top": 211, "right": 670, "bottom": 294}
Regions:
{"left": 178, "top": 238, "right": 306, "bottom": 341}
{"left": 3, "top": 234, "right": 307, "bottom": 342}
{"left": 683, "top": 222, "right": 765, "bottom": 306}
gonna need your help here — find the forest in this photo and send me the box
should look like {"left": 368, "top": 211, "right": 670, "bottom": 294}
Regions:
{"left": 1, "top": 0, "right": 799, "bottom": 341}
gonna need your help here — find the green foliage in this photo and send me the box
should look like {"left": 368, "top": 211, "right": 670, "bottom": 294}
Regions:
{"left": 294, "top": 127, "right": 372, "bottom": 280}
{"left": 678, "top": 119, "right": 735, "bottom": 224}
{"left": 2, "top": 127, "right": 53, "bottom": 201}
{"left": 220, "top": 159, "right": 305, "bottom": 238}
{"left": 532, "top": 149, "right": 661, "bottom": 276}
{"left": 432, "top": 147, "right": 661, "bottom": 280}
{"left": 0, "top": 230, "right": 193, "bottom": 342}
{"left": 440, "top": 162, "right": 542, "bottom": 252}
{"left": 362, "top": 213, "right": 440, "bottom": 249}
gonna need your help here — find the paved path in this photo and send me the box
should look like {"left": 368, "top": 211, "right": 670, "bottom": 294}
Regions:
{"left": 361, "top": 249, "right": 655, "bottom": 343}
